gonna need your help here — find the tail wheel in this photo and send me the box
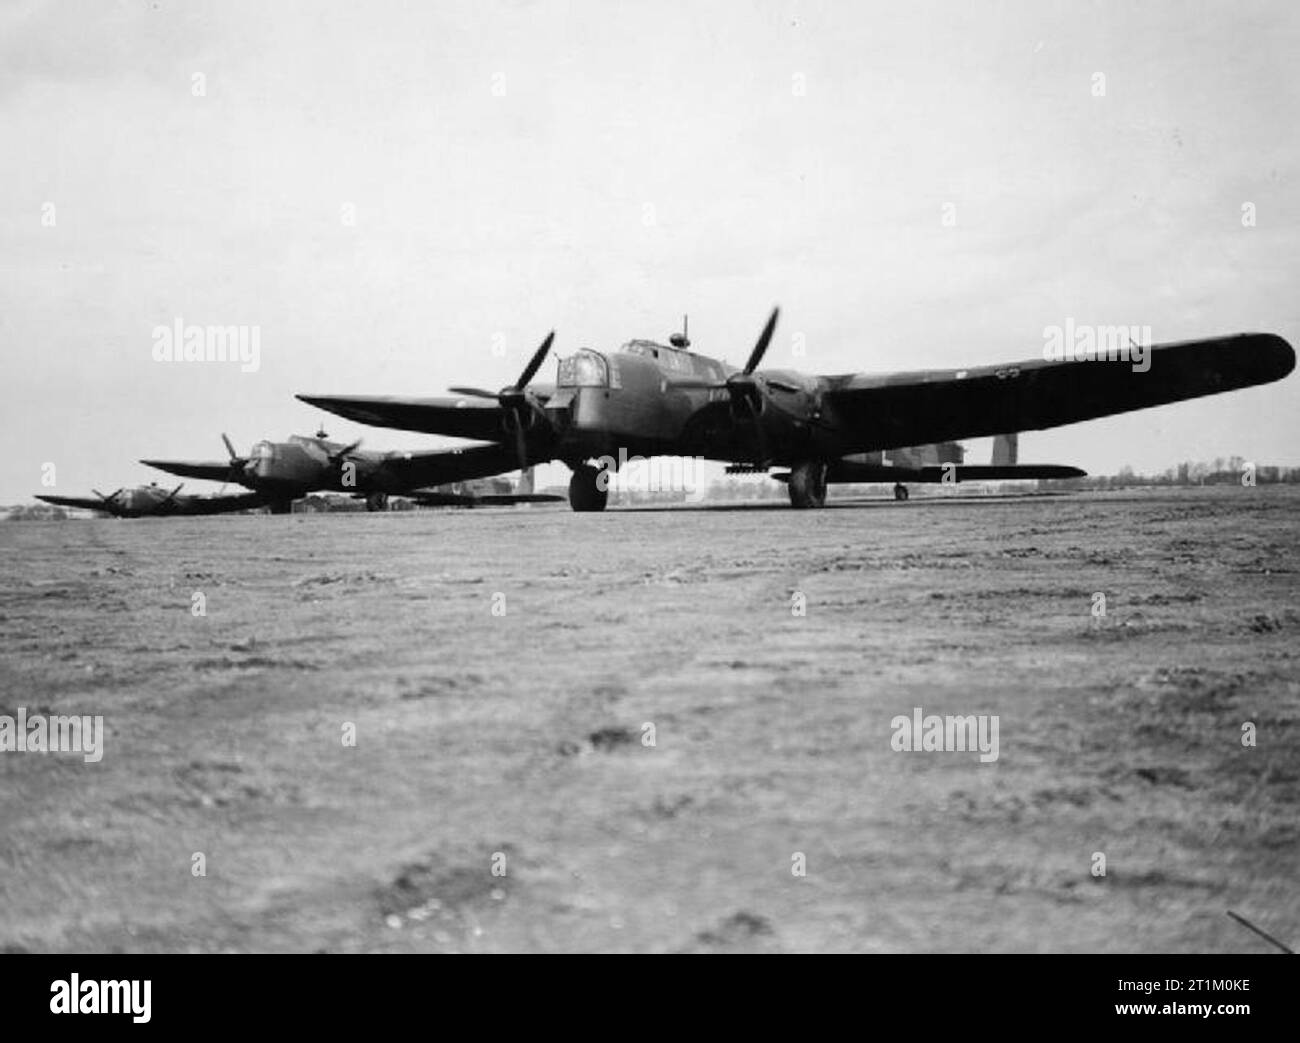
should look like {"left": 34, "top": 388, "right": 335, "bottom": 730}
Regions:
{"left": 788, "top": 461, "right": 828, "bottom": 508}
{"left": 568, "top": 463, "right": 608, "bottom": 512}
{"left": 893, "top": 483, "right": 909, "bottom": 502}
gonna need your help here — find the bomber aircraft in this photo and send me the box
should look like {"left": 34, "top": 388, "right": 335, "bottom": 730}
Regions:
{"left": 36, "top": 482, "right": 267, "bottom": 518}
{"left": 142, "top": 431, "right": 557, "bottom": 512}
{"left": 297, "top": 309, "right": 1295, "bottom": 511}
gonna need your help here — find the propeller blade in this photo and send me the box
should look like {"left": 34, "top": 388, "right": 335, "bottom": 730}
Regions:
{"left": 222, "top": 433, "right": 238, "bottom": 461}
{"left": 742, "top": 307, "right": 780, "bottom": 375}
{"left": 93, "top": 488, "right": 111, "bottom": 502}
{"left": 514, "top": 331, "right": 555, "bottom": 390}
{"left": 746, "top": 398, "right": 770, "bottom": 466}
{"left": 163, "top": 483, "right": 184, "bottom": 504}
{"left": 447, "top": 387, "right": 501, "bottom": 399}
{"left": 513, "top": 418, "right": 528, "bottom": 472}
{"left": 330, "top": 439, "right": 363, "bottom": 463}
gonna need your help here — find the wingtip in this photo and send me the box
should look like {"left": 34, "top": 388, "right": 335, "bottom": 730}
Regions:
{"left": 1235, "top": 332, "right": 1296, "bottom": 384}
{"left": 1264, "top": 333, "right": 1296, "bottom": 380}
{"left": 139, "top": 459, "right": 185, "bottom": 474}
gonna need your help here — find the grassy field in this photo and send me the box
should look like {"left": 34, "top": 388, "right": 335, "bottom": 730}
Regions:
{"left": 1, "top": 486, "right": 1296, "bottom": 952}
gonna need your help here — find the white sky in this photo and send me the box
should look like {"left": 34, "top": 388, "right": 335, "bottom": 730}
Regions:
{"left": 2, "top": 0, "right": 1297, "bottom": 501}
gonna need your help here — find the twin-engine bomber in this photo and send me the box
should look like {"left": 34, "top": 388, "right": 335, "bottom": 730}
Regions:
{"left": 142, "top": 431, "right": 559, "bottom": 513}
{"left": 298, "top": 309, "right": 1295, "bottom": 511}
{"left": 37, "top": 483, "right": 268, "bottom": 518}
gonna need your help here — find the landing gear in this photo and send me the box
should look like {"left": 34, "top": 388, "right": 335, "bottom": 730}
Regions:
{"left": 568, "top": 463, "right": 608, "bottom": 512}
{"left": 787, "top": 461, "right": 828, "bottom": 509}
{"left": 365, "top": 492, "right": 389, "bottom": 512}
{"left": 893, "top": 483, "right": 909, "bottom": 502}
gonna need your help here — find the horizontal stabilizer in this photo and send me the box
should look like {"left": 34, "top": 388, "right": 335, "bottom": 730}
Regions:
{"left": 786, "top": 461, "right": 1087, "bottom": 483}
{"left": 406, "top": 490, "right": 563, "bottom": 507}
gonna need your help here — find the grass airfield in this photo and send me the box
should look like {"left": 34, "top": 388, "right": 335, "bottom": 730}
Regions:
{"left": 1, "top": 486, "right": 1296, "bottom": 953}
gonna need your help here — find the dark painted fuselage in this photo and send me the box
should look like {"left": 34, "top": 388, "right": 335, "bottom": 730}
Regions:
{"left": 200, "top": 436, "right": 444, "bottom": 499}
{"left": 540, "top": 340, "right": 830, "bottom": 466}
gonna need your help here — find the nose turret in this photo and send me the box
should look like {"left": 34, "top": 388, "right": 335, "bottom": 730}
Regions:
{"left": 248, "top": 440, "right": 276, "bottom": 479}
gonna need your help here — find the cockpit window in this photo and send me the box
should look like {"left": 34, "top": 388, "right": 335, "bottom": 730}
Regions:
{"left": 620, "top": 340, "right": 659, "bottom": 358}
{"left": 251, "top": 441, "right": 275, "bottom": 461}
{"left": 557, "top": 350, "right": 609, "bottom": 387}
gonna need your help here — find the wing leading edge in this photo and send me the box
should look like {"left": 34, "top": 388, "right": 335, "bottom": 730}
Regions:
{"left": 138, "top": 460, "right": 236, "bottom": 482}
{"left": 295, "top": 394, "right": 510, "bottom": 441}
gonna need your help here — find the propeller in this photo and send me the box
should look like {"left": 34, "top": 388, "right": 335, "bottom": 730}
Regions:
{"left": 90, "top": 488, "right": 124, "bottom": 516}
{"left": 221, "top": 433, "right": 250, "bottom": 481}
{"left": 670, "top": 307, "right": 781, "bottom": 394}
{"left": 327, "top": 439, "right": 363, "bottom": 465}
{"left": 448, "top": 331, "right": 556, "bottom": 469}
{"left": 161, "top": 483, "right": 185, "bottom": 506}
{"left": 672, "top": 307, "right": 782, "bottom": 463}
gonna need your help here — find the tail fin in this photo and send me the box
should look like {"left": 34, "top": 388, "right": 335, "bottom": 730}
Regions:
{"left": 991, "top": 433, "right": 1019, "bottom": 466}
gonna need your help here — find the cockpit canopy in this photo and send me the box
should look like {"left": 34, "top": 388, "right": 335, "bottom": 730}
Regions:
{"left": 557, "top": 349, "right": 609, "bottom": 388}
{"left": 251, "top": 440, "right": 276, "bottom": 462}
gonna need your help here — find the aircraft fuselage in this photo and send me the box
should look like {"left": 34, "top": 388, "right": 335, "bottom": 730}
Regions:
{"left": 540, "top": 342, "right": 833, "bottom": 467}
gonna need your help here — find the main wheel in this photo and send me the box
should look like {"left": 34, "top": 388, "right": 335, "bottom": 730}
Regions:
{"left": 787, "top": 461, "right": 828, "bottom": 508}
{"left": 568, "top": 463, "right": 609, "bottom": 512}
{"left": 893, "top": 483, "right": 909, "bottom": 502}
{"left": 365, "top": 492, "right": 389, "bottom": 512}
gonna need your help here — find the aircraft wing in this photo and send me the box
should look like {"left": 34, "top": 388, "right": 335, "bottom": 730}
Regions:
{"left": 36, "top": 494, "right": 115, "bottom": 512}
{"left": 174, "top": 492, "right": 269, "bottom": 515}
{"left": 296, "top": 394, "right": 510, "bottom": 441}
{"left": 139, "top": 459, "right": 236, "bottom": 482}
{"left": 405, "top": 489, "right": 564, "bottom": 507}
{"left": 820, "top": 333, "right": 1294, "bottom": 450}
{"left": 381, "top": 443, "right": 535, "bottom": 488}
{"left": 470, "top": 493, "right": 564, "bottom": 504}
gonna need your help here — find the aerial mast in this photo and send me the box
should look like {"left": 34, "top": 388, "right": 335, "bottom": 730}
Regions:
{"left": 669, "top": 313, "right": 691, "bottom": 349}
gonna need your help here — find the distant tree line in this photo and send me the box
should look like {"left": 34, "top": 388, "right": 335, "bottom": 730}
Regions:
{"left": 1067, "top": 458, "right": 1300, "bottom": 490}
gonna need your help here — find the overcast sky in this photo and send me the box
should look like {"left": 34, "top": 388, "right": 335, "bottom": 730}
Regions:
{"left": 2, "top": 0, "right": 1297, "bottom": 501}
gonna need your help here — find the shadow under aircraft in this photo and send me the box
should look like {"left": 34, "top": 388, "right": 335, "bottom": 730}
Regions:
{"left": 297, "top": 309, "right": 1295, "bottom": 511}
{"left": 37, "top": 483, "right": 267, "bottom": 518}
{"left": 142, "top": 431, "right": 560, "bottom": 513}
